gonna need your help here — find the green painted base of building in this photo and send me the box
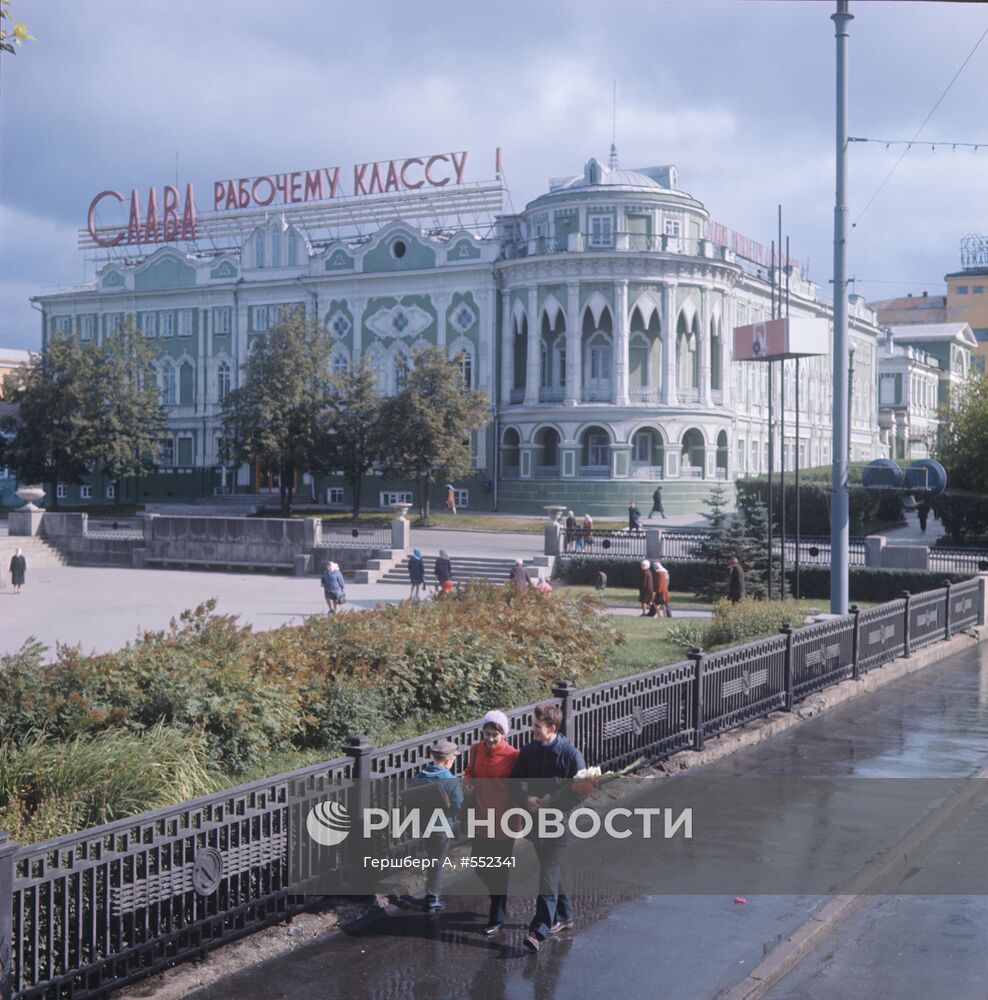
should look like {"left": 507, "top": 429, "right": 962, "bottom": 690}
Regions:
{"left": 494, "top": 478, "right": 735, "bottom": 517}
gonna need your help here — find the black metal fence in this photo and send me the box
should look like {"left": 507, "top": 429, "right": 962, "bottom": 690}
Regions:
{"left": 3, "top": 578, "right": 983, "bottom": 999}
{"left": 928, "top": 546, "right": 988, "bottom": 575}
{"left": 659, "top": 529, "right": 866, "bottom": 566}
{"left": 562, "top": 528, "right": 646, "bottom": 559}
{"left": 319, "top": 523, "right": 392, "bottom": 549}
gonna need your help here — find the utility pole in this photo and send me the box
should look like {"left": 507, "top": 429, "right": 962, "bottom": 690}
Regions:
{"left": 831, "top": 0, "right": 853, "bottom": 615}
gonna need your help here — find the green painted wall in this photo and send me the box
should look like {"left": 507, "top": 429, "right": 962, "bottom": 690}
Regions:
{"left": 135, "top": 257, "right": 196, "bottom": 291}
{"left": 362, "top": 232, "right": 436, "bottom": 273}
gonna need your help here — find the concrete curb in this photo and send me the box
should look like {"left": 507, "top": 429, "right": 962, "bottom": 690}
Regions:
{"left": 118, "top": 627, "right": 985, "bottom": 999}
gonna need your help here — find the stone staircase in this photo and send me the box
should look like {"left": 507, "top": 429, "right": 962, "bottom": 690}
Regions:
{"left": 0, "top": 534, "right": 66, "bottom": 586}
{"left": 368, "top": 553, "right": 553, "bottom": 587}
{"left": 145, "top": 495, "right": 290, "bottom": 517}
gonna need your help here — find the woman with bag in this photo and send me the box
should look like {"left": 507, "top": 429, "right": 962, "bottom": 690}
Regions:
{"left": 464, "top": 710, "right": 519, "bottom": 935}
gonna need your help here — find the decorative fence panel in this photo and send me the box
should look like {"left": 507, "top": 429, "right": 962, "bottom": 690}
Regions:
{"left": 320, "top": 524, "right": 392, "bottom": 549}
{"left": 857, "top": 599, "right": 907, "bottom": 673}
{"left": 948, "top": 577, "right": 982, "bottom": 632}
{"left": 929, "top": 547, "right": 988, "bottom": 575}
{"left": 909, "top": 587, "right": 948, "bottom": 652}
{"left": 3, "top": 578, "right": 983, "bottom": 999}
{"left": 567, "top": 662, "right": 695, "bottom": 772}
{"left": 791, "top": 615, "right": 856, "bottom": 699}
{"left": 562, "top": 529, "right": 646, "bottom": 559}
{"left": 701, "top": 634, "right": 788, "bottom": 737}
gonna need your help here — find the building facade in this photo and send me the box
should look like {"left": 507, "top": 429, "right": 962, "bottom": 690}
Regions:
{"left": 31, "top": 154, "right": 885, "bottom": 514}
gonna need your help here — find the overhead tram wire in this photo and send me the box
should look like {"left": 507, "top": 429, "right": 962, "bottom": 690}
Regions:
{"left": 852, "top": 22, "right": 988, "bottom": 230}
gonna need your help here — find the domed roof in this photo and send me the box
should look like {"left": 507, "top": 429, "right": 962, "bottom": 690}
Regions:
{"left": 554, "top": 161, "right": 664, "bottom": 192}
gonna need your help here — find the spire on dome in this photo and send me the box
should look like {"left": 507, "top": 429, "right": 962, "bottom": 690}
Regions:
{"left": 608, "top": 142, "right": 619, "bottom": 169}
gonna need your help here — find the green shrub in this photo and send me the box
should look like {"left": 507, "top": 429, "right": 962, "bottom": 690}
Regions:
{"left": 665, "top": 621, "right": 707, "bottom": 651}
{"left": 560, "top": 557, "right": 719, "bottom": 592}
{"left": 703, "top": 598, "right": 804, "bottom": 649}
{"left": 935, "top": 492, "right": 988, "bottom": 544}
{"left": 790, "top": 566, "right": 972, "bottom": 603}
{"left": 0, "top": 725, "right": 222, "bottom": 843}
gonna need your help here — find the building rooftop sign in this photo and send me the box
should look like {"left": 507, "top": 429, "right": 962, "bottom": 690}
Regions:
{"left": 80, "top": 149, "right": 505, "bottom": 254}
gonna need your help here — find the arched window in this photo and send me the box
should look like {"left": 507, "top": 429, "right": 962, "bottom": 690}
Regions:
{"left": 287, "top": 230, "right": 300, "bottom": 266}
{"left": 179, "top": 362, "right": 195, "bottom": 406}
{"left": 677, "top": 312, "right": 699, "bottom": 391}
{"left": 271, "top": 229, "right": 282, "bottom": 268}
{"left": 254, "top": 230, "right": 266, "bottom": 268}
{"left": 366, "top": 346, "right": 387, "bottom": 395}
{"left": 331, "top": 350, "right": 349, "bottom": 378}
{"left": 457, "top": 350, "right": 473, "bottom": 388}
{"left": 160, "top": 361, "right": 176, "bottom": 406}
{"left": 217, "top": 362, "right": 231, "bottom": 402}
{"left": 392, "top": 346, "right": 411, "bottom": 395}
{"left": 710, "top": 318, "right": 722, "bottom": 391}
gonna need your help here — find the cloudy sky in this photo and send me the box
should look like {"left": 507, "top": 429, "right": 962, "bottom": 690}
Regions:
{"left": 1, "top": 0, "right": 985, "bottom": 350}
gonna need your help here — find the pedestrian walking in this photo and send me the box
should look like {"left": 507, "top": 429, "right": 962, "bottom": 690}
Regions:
{"left": 652, "top": 560, "right": 671, "bottom": 617}
{"left": 320, "top": 560, "right": 346, "bottom": 613}
{"left": 917, "top": 500, "right": 931, "bottom": 534}
{"left": 434, "top": 549, "right": 453, "bottom": 594}
{"left": 648, "top": 486, "right": 666, "bottom": 519}
{"left": 581, "top": 513, "right": 593, "bottom": 551}
{"left": 594, "top": 569, "right": 607, "bottom": 596}
{"left": 464, "top": 710, "right": 520, "bottom": 935}
{"left": 9, "top": 547, "right": 26, "bottom": 594}
{"left": 564, "top": 511, "right": 577, "bottom": 552}
{"left": 728, "top": 557, "right": 746, "bottom": 604}
{"left": 628, "top": 501, "right": 641, "bottom": 533}
{"left": 407, "top": 548, "right": 425, "bottom": 600}
{"left": 512, "top": 703, "right": 587, "bottom": 952}
{"left": 509, "top": 558, "right": 532, "bottom": 591}
{"left": 446, "top": 484, "right": 458, "bottom": 515}
{"left": 407, "top": 739, "right": 463, "bottom": 912}
{"left": 638, "top": 559, "right": 655, "bottom": 615}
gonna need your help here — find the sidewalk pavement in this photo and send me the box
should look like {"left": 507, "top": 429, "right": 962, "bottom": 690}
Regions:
{"left": 879, "top": 508, "right": 947, "bottom": 546}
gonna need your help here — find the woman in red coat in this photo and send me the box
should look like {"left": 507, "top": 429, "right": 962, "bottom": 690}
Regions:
{"left": 464, "top": 709, "right": 520, "bottom": 935}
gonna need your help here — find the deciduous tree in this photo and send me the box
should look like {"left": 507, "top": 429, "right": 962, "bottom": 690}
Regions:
{"left": 378, "top": 347, "right": 490, "bottom": 521}
{"left": 935, "top": 372, "right": 988, "bottom": 494}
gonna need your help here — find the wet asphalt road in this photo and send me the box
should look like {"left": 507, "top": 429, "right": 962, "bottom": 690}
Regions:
{"left": 191, "top": 643, "right": 988, "bottom": 1000}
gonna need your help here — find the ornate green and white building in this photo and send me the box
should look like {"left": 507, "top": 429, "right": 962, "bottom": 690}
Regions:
{"left": 32, "top": 152, "right": 885, "bottom": 514}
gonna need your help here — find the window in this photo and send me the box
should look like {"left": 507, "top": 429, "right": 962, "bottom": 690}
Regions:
{"left": 588, "top": 215, "right": 613, "bottom": 248}
{"left": 393, "top": 350, "right": 410, "bottom": 394}
{"left": 217, "top": 362, "right": 231, "bottom": 402}
{"left": 288, "top": 230, "right": 300, "bottom": 266}
{"left": 140, "top": 312, "right": 156, "bottom": 337}
{"left": 974, "top": 286, "right": 985, "bottom": 294}
{"left": 56, "top": 484, "right": 66, "bottom": 499}
{"left": 737, "top": 439, "right": 746, "bottom": 471}
{"left": 255, "top": 230, "right": 266, "bottom": 268}
{"left": 179, "top": 310, "right": 194, "bottom": 337}
{"left": 590, "top": 345, "right": 611, "bottom": 380}
{"left": 271, "top": 230, "right": 282, "bottom": 268}
{"left": 750, "top": 441, "right": 759, "bottom": 472}
{"left": 160, "top": 362, "right": 176, "bottom": 405}
{"left": 80, "top": 485, "right": 93, "bottom": 500}
{"left": 253, "top": 305, "right": 270, "bottom": 331}
{"left": 380, "top": 490, "right": 413, "bottom": 507}
{"left": 107, "top": 313, "right": 123, "bottom": 335}
{"left": 880, "top": 375, "right": 895, "bottom": 406}
{"left": 106, "top": 484, "right": 115, "bottom": 500}
{"left": 159, "top": 438, "right": 174, "bottom": 466}
{"left": 588, "top": 434, "right": 609, "bottom": 467}
{"left": 956, "top": 286, "right": 969, "bottom": 295}
{"left": 664, "top": 218, "right": 682, "bottom": 237}
{"left": 326, "top": 487, "right": 344, "bottom": 505}
{"left": 160, "top": 312, "right": 175, "bottom": 337}
{"left": 456, "top": 350, "right": 473, "bottom": 388}
{"left": 177, "top": 437, "right": 194, "bottom": 466}
{"left": 213, "top": 306, "right": 232, "bottom": 334}
{"left": 453, "top": 488, "right": 469, "bottom": 510}
{"left": 81, "top": 315, "right": 96, "bottom": 341}
{"left": 52, "top": 316, "right": 72, "bottom": 335}
{"left": 331, "top": 351, "right": 349, "bottom": 377}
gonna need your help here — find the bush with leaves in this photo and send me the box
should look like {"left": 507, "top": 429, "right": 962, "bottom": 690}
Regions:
{"left": 703, "top": 598, "right": 805, "bottom": 649}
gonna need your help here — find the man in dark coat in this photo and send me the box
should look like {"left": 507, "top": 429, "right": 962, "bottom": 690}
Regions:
{"left": 512, "top": 703, "right": 587, "bottom": 952}
{"left": 628, "top": 501, "right": 641, "bottom": 532}
{"left": 434, "top": 550, "right": 453, "bottom": 593}
{"left": 9, "top": 547, "right": 26, "bottom": 594}
{"left": 648, "top": 486, "right": 666, "bottom": 519}
{"left": 728, "top": 558, "right": 745, "bottom": 603}
{"left": 564, "top": 510, "right": 577, "bottom": 552}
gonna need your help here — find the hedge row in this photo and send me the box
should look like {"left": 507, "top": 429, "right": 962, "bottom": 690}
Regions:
{"left": 934, "top": 492, "right": 988, "bottom": 545}
{"left": 559, "top": 557, "right": 972, "bottom": 604}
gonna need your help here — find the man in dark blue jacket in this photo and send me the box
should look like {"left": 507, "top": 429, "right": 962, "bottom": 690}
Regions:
{"left": 511, "top": 703, "right": 587, "bottom": 952}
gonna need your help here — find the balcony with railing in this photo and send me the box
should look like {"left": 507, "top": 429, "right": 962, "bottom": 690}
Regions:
{"left": 509, "top": 388, "right": 525, "bottom": 404}
{"left": 539, "top": 386, "right": 565, "bottom": 402}
{"left": 507, "top": 232, "right": 737, "bottom": 264}
{"left": 582, "top": 385, "right": 612, "bottom": 402}
{"left": 630, "top": 386, "right": 659, "bottom": 403}
{"left": 534, "top": 465, "right": 560, "bottom": 479}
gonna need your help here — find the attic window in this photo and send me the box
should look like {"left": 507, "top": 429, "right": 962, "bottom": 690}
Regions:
{"left": 391, "top": 240, "right": 407, "bottom": 259}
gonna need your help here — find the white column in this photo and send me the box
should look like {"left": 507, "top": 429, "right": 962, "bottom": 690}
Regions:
{"left": 350, "top": 297, "right": 364, "bottom": 359}
{"left": 614, "top": 279, "right": 629, "bottom": 405}
{"left": 524, "top": 285, "right": 540, "bottom": 405}
{"left": 476, "top": 288, "right": 492, "bottom": 394}
{"left": 661, "top": 283, "right": 679, "bottom": 406}
{"left": 434, "top": 291, "right": 447, "bottom": 348}
{"left": 500, "top": 289, "right": 513, "bottom": 404}
{"left": 565, "top": 282, "right": 580, "bottom": 406}
{"left": 699, "top": 287, "right": 712, "bottom": 406}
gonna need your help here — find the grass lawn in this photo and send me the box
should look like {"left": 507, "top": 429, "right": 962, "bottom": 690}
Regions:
{"left": 554, "top": 583, "right": 713, "bottom": 610}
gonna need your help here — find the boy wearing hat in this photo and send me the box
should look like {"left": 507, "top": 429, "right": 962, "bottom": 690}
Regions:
{"left": 410, "top": 738, "right": 463, "bottom": 912}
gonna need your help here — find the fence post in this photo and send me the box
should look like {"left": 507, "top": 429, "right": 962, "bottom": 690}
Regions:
{"left": 943, "top": 580, "right": 952, "bottom": 640}
{"left": 688, "top": 647, "right": 705, "bottom": 751}
{"left": 552, "top": 679, "right": 577, "bottom": 736}
{"left": 0, "top": 830, "right": 17, "bottom": 1000}
{"left": 780, "top": 623, "right": 794, "bottom": 711}
{"left": 902, "top": 590, "right": 912, "bottom": 658}
{"left": 342, "top": 735, "right": 374, "bottom": 891}
{"left": 850, "top": 604, "right": 861, "bottom": 681}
